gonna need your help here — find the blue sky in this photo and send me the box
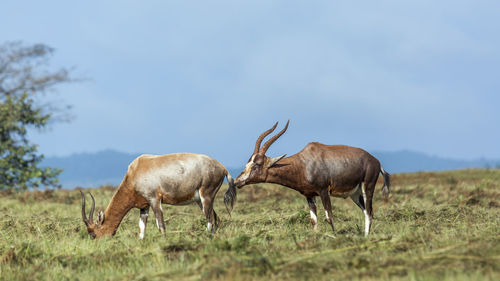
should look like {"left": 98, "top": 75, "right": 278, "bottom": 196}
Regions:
{"left": 2, "top": 0, "right": 499, "bottom": 167}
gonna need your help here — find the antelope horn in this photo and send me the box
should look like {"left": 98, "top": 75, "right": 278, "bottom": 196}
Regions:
{"left": 89, "top": 192, "right": 96, "bottom": 223}
{"left": 80, "top": 191, "right": 90, "bottom": 226}
{"left": 260, "top": 120, "right": 289, "bottom": 154}
{"left": 253, "top": 121, "right": 278, "bottom": 154}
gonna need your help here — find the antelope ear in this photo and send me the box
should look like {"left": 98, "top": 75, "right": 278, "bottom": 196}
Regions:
{"left": 268, "top": 154, "right": 287, "bottom": 167}
{"left": 97, "top": 210, "right": 105, "bottom": 225}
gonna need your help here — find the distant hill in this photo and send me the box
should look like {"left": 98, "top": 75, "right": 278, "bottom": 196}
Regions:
{"left": 42, "top": 149, "right": 499, "bottom": 188}
{"left": 372, "top": 150, "right": 499, "bottom": 174}
{"left": 42, "top": 150, "right": 140, "bottom": 189}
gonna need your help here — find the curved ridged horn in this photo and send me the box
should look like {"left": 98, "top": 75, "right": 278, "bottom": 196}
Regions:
{"left": 88, "top": 192, "right": 96, "bottom": 223}
{"left": 80, "top": 190, "right": 90, "bottom": 226}
{"left": 80, "top": 191, "right": 96, "bottom": 226}
{"left": 253, "top": 122, "right": 278, "bottom": 154}
{"left": 260, "top": 120, "right": 289, "bottom": 154}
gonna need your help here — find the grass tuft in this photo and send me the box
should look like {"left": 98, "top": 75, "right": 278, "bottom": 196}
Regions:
{"left": 0, "top": 169, "right": 499, "bottom": 280}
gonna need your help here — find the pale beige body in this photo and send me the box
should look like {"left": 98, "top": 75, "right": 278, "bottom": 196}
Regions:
{"left": 81, "top": 153, "right": 235, "bottom": 239}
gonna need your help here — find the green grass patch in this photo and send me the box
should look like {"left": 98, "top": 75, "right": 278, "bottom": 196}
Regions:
{"left": 0, "top": 169, "right": 499, "bottom": 280}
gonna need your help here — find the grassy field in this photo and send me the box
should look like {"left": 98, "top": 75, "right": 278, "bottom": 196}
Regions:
{"left": 0, "top": 169, "right": 499, "bottom": 280}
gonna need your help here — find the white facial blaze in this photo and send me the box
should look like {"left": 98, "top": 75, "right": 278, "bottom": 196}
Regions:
{"left": 325, "top": 210, "right": 330, "bottom": 220}
{"left": 239, "top": 155, "right": 256, "bottom": 182}
{"left": 207, "top": 222, "right": 213, "bottom": 231}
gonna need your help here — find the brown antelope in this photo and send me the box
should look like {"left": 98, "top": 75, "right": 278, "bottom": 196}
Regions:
{"left": 80, "top": 153, "right": 237, "bottom": 239}
{"left": 234, "top": 121, "right": 390, "bottom": 236}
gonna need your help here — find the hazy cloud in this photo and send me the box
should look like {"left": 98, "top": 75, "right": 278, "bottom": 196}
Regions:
{"left": 3, "top": 0, "right": 499, "bottom": 166}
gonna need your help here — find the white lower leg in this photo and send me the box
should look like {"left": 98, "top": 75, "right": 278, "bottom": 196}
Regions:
{"left": 200, "top": 193, "right": 206, "bottom": 210}
{"left": 310, "top": 210, "right": 318, "bottom": 229}
{"left": 201, "top": 194, "right": 213, "bottom": 232}
{"left": 139, "top": 219, "right": 146, "bottom": 239}
{"left": 361, "top": 183, "right": 371, "bottom": 236}
{"left": 363, "top": 210, "right": 371, "bottom": 236}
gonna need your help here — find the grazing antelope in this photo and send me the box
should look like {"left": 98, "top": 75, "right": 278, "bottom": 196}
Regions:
{"left": 80, "top": 153, "right": 237, "bottom": 239}
{"left": 234, "top": 121, "right": 390, "bottom": 236}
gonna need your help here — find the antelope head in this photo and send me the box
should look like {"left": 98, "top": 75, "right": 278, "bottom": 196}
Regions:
{"left": 80, "top": 191, "right": 106, "bottom": 239}
{"left": 234, "top": 120, "right": 289, "bottom": 188}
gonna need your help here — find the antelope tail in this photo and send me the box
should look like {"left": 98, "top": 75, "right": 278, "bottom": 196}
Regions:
{"left": 223, "top": 172, "right": 237, "bottom": 217}
{"left": 380, "top": 166, "right": 391, "bottom": 198}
